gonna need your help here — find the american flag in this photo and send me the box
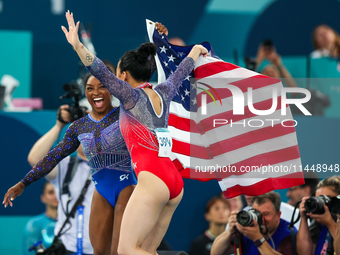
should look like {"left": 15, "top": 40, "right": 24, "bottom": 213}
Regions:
{"left": 146, "top": 20, "right": 304, "bottom": 198}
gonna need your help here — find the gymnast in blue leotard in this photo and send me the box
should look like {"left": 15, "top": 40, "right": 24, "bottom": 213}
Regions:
{"left": 3, "top": 71, "right": 137, "bottom": 255}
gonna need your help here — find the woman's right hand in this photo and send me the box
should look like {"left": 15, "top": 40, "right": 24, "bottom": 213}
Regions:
{"left": 61, "top": 10, "right": 81, "bottom": 49}
{"left": 194, "top": 44, "right": 209, "bottom": 57}
{"left": 187, "top": 44, "right": 209, "bottom": 63}
{"left": 3, "top": 182, "right": 25, "bottom": 208}
{"left": 299, "top": 196, "right": 309, "bottom": 219}
{"left": 227, "top": 210, "right": 239, "bottom": 234}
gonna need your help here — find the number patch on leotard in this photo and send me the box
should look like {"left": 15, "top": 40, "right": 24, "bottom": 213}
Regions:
{"left": 154, "top": 128, "right": 172, "bottom": 157}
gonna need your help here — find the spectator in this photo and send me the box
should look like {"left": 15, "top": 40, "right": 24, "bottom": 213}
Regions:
{"left": 311, "top": 24, "right": 340, "bottom": 59}
{"left": 168, "top": 37, "right": 186, "bottom": 46}
{"left": 286, "top": 171, "right": 320, "bottom": 207}
{"left": 22, "top": 181, "right": 58, "bottom": 255}
{"left": 189, "top": 196, "right": 231, "bottom": 255}
{"left": 244, "top": 193, "right": 300, "bottom": 230}
{"left": 211, "top": 191, "right": 297, "bottom": 255}
{"left": 255, "top": 41, "right": 299, "bottom": 92}
{"left": 27, "top": 105, "right": 95, "bottom": 254}
{"left": 297, "top": 176, "right": 340, "bottom": 255}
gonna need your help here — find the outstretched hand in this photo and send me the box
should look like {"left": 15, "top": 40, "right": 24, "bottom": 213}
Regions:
{"left": 3, "top": 182, "right": 25, "bottom": 208}
{"left": 61, "top": 10, "right": 81, "bottom": 49}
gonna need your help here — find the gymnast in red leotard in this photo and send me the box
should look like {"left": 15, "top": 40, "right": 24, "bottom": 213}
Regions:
{"left": 62, "top": 11, "right": 208, "bottom": 255}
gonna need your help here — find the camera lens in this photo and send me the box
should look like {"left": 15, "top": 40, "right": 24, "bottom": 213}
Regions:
{"left": 236, "top": 210, "right": 258, "bottom": 226}
{"left": 305, "top": 196, "right": 330, "bottom": 214}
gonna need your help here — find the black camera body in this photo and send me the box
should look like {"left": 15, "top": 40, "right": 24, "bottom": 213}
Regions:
{"left": 29, "top": 239, "right": 66, "bottom": 255}
{"left": 60, "top": 83, "right": 87, "bottom": 122}
{"left": 305, "top": 195, "right": 340, "bottom": 214}
{"left": 237, "top": 208, "right": 264, "bottom": 229}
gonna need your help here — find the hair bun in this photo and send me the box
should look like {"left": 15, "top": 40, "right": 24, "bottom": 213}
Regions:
{"left": 136, "top": 43, "right": 157, "bottom": 63}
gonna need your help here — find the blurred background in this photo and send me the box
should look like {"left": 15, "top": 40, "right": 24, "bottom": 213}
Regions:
{"left": 1, "top": 0, "right": 340, "bottom": 254}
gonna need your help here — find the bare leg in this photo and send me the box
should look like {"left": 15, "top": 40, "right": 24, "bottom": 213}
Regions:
{"left": 111, "top": 185, "right": 135, "bottom": 255}
{"left": 117, "top": 171, "right": 182, "bottom": 255}
{"left": 141, "top": 189, "right": 183, "bottom": 254}
{"left": 90, "top": 188, "right": 114, "bottom": 255}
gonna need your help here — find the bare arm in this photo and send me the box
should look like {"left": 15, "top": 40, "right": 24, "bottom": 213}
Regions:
{"left": 236, "top": 220, "right": 283, "bottom": 255}
{"left": 296, "top": 197, "right": 314, "bottom": 255}
{"left": 211, "top": 228, "right": 235, "bottom": 255}
{"left": 28, "top": 105, "right": 70, "bottom": 181}
{"left": 267, "top": 50, "right": 299, "bottom": 96}
{"left": 211, "top": 211, "right": 238, "bottom": 255}
{"left": 61, "top": 11, "right": 139, "bottom": 109}
{"left": 61, "top": 11, "right": 94, "bottom": 67}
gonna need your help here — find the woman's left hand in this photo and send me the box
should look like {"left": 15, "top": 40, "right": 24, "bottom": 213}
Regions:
{"left": 155, "top": 22, "right": 168, "bottom": 36}
{"left": 3, "top": 182, "right": 25, "bottom": 208}
{"left": 61, "top": 10, "right": 81, "bottom": 49}
{"left": 307, "top": 204, "right": 335, "bottom": 227}
{"left": 195, "top": 44, "right": 209, "bottom": 57}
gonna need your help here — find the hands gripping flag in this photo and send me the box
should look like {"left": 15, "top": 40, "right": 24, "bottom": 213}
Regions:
{"left": 146, "top": 20, "right": 304, "bottom": 198}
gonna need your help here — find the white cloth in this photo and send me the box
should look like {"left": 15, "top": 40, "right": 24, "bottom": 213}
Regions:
{"left": 50, "top": 156, "right": 95, "bottom": 254}
{"left": 310, "top": 49, "right": 330, "bottom": 58}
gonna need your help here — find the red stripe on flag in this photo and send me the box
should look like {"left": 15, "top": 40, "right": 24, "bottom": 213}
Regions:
{"left": 222, "top": 172, "right": 305, "bottom": 198}
{"left": 208, "top": 124, "right": 296, "bottom": 157}
{"left": 197, "top": 97, "right": 283, "bottom": 134}
{"left": 230, "top": 75, "right": 281, "bottom": 89}
{"left": 190, "top": 145, "right": 301, "bottom": 179}
{"left": 195, "top": 61, "right": 239, "bottom": 79}
{"left": 197, "top": 77, "right": 280, "bottom": 107}
{"left": 174, "top": 123, "right": 296, "bottom": 159}
{"left": 169, "top": 113, "right": 199, "bottom": 133}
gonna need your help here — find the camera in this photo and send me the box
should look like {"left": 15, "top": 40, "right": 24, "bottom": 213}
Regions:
{"left": 237, "top": 208, "right": 263, "bottom": 227}
{"left": 29, "top": 239, "right": 66, "bottom": 255}
{"left": 305, "top": 195, "right": 340, "bottom": 214}
{"left": 59, "top": 83, "right": 87, "bottom": 122}
{"left": 262, "top": 39, "right": 274, "bottom": 50}
{"left": 244, "top": 57, "right": 257, "bottom": 71}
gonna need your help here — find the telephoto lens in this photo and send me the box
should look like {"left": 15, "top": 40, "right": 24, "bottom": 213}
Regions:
{"left": 305, "top": 195, "right": 331, "bottom": 214}
{"left": 237, "top": 209, "right": 260, "bottom": 226}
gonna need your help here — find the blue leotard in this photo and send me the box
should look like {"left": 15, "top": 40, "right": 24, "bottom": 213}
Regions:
{"left": 21, "top": 108, "right": 136, "bottom": 206}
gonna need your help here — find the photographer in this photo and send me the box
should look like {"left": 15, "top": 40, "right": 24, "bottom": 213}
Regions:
{"left": 297, "top": 176, "right": 340, "bottom": 255}
{"left": 211, "top": 192, "right": 296, "bottom": 255}
{"left": 255, "top": 40, "right": 299, "bottom": 95}
{"left": 27, "top": 104, "right": 94, "bottom": 255}
{"left": 286, "top": 171, "right": 319, "bottom": 207}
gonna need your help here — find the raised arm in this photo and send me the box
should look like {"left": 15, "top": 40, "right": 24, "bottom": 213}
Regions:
{"left": 61, "top": 11, "right": 138, "bottom": 109}
{"left": 156, "top": 45, "right": 207, "bottom": 100}
{"left": 61, "top": 11, "right": 95, "bottom": 68}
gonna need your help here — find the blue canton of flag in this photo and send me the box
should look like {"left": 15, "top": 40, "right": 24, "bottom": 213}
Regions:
{"left": 150, "top": 24, "right": 217, "bottom": 111}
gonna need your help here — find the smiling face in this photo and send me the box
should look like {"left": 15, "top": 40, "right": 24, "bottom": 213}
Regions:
{"left": 85, "top": 75, "right": 113, "bottom": 117}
